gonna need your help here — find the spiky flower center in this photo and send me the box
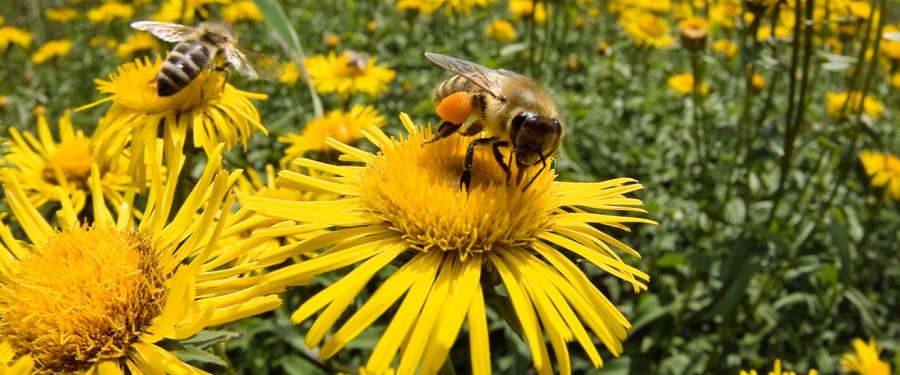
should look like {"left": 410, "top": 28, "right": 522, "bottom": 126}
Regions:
{"left": 42, "top": 138, "right": 94, "bottom": 186}
{"left": 97, "top": 57, "right": 224, "bottom": 114}
{"left": 358, "top": 128, "right": 557, "bottom": 256}
{"left": 0, "top": 227, "right": 167, "bottom": 372}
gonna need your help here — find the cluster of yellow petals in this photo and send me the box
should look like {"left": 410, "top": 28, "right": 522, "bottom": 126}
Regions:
{"left": 31, "top": 39, "right": 73, "bottom": 64}
{"left": 305, "top": 51, "right": 397, "bottom": 99}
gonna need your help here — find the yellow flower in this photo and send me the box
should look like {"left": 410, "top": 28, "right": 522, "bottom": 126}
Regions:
{"left": 77, "top": 57, "right": 267, "bottom": 186}
{"left": 116, "top": 32, "right": 161, "bottom": 60}
{"left": 325, "top": 33, "right": 341, "bottom": 48}
{"left": 509, "top": 0, "right": 548, "bottom": 23}
{"left": 280, "top": 61, "right": 302, "bottom": 85}
{"left": 891, "top": 73, "right": 900, "bottom": 88}
{"left": 880, "top": 24, "right": 900, "bottom": 61}
{"left": 859, "top": 151, "right": 900, "bottom": 200}
{"left": 152, "top": 0, "right": 225, "bottom": 23}
{"left": 679, "top": 17, "right": 709, "bottom": 50}
{"left": 278, "top": 104, "right": 386, "bottom": 163}
{"left": 596, "top": 40, "right": 611, "bottom": 55}
{"left": 442, "top": 0, "right": 496, "bottom": 15}
{"left": 751, "top": 73, "right": 766, "bottom": 91}
{"left": 609, "top": 0, "right": 672, "bottom": 14}
{"left": 485, "top": 19, "right": 516, "bottom": 42}
{"left": 740, "top": 359, "right": 818, "bottom": 375}
{"left": 44, "top": 7, "right": 79, "bottom": 22}
{"left": 620, "top": 10, "right": 674, "bottom": 48}
{"left": 841, "top": 338, "right": 892, "bottom": 375}
{"left": 87, "top": 1, "right": 135, "bottom": 23}
{"left": 825, "top": 92, "right": 884, "bottom": 120}
{"left": 0, "top": 26, "right": 32, "bottom": 50}
{"left": 31, "top": 39, "right": 73, "bottom": 64}
{"left": 714, "top": 39, "right": 737, "bottom": 58}
{"left": 223, "top": 0, "right": 262, "bottom": 23}
{"left": 243, "top": 113, "right": 654, "bottom": 375}
{"left": 305, "top": 51, "right": 396, "bottom": 100}
{"left": 0, "top": 145, "right": 285, "bottom": 373}
{"left": 668, "top": 73, "right": 708, "bottom": 95}
{"left": 709, "top": 0, "right": 740, "bottom": 28}
{"left": 395, "top": 0, "right": 442, "bottom": 16}
{"left": 366, "top": 20, "right": 380, "bottom": 33}
{"left": 1, "top": 110, "right": 133, "bottom": 215}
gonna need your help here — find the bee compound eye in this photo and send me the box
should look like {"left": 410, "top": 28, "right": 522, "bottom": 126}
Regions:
{"left": 511, "top": 113, "right": 528, "bottom": 130}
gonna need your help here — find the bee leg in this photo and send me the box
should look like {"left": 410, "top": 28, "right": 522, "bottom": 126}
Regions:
{"left": 460, "top": 120, "right": 484, "bottom": 136}
{"left": 490, "top": 140, "right": 511, "bottom": 182}
{"left": 461, "top": 137, "right": 496, "bottom": 191}
{"left": 423, "top": 121, "right": 461, "bottom": 145}
{"left": 522, "top": 152, "right": 548, "bottom": 191}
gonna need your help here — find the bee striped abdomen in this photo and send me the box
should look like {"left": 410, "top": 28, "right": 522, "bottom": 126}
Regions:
{"left": 433, "top": 75, "right": 478, "bottom": 102}
{"left": 157, "top": 40, "right": 210, "bottom": 96}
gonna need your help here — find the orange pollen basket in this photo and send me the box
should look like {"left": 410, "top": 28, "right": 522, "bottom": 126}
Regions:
{"left": 436, "top": 91, "right": 473, "bottom": 124}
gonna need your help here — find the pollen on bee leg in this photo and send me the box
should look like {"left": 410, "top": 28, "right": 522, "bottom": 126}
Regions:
{"left": 436, "top": 91, "right": 473, "bottom": 125}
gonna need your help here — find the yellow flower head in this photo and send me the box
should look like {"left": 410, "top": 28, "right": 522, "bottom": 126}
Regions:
{"left": 87, "top": 1, "right": 135, "bottom": 23}
{"left": 751, "top": 73, "right": 766, "bottom": 91}
{"left": 679, "top": 17, "right": 709, "bottom": 50}
{"left": 325, "top": 33, "right": 342, "bottom": 48}
{"left": 710, "top": 0, "right": 740, "bottom": 28}
{"left": 485, "top": 19, "right": 517, "bottom": 42}
{"left": 305, "top": 51, "right": 396, "bottom": 99}
{"left": 242, "top": 113, "right": 654, "bottom": 375}
{"left": 1, "top": 110, "right": 133, "bottom": 214}
{"left": 668, "top": 73, "right": 708, "bottom": 95}
{"left": 880, "top": 24, "right": 900, "bottom": 61}
{"left": 509, "top": 0, "right": 548, "bottom": 23}
{"left": 152, "top": 0, "right": 225, "bottom": 23}
{"left": 714, "top": 38, "right": 737, "bottom": 58}
{"left": 740, "top": 359, "right": 818, "bottom": 375}
{"left": 442, "top": 0, "right": 496, "bottom": 15}
{"left": 825, "top": 91, "right": 884, "bottom": 121}
{"left": 44, "top": 7, "right": 79, "bottom": 23}
{"left": 278, "top": 104, "right": 386, "bottom": 163}
{"left": 31, "top": 39, "right": 72, "bottom": 64}
{"left": 115, "top": 32, "right": 161, "bottom": 60}
{"left": 620, "top": 10, "right": 674, "bottom": 48}
{"left": 395, "top": 0, "right": 442, "bottom": 16}
{"left": 859, "top": 151, "right": 900, "bottom": 200}
{"left": 77, "top": 57, "right": 267, "bottom": 186}
{"left": 842, "top": 338, "right": 892, "bottom": 375}
{"left": 280, "top": 61, "right": 302, "bottom": 85}
{"left": 892, "top": 73, "right": 900, "bottom": 88}
{"left": 0, "top": 145, "right": 285, "bottom": 373}
{"left": 223, "top": 0, "right": 262, "bottom": 23}
{"left": 0, "top": 26, "right": 31, "bottom": 50}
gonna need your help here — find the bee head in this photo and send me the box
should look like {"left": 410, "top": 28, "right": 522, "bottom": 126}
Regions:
{"left": 510, "top": 112, "right": 563, "bottom": 168}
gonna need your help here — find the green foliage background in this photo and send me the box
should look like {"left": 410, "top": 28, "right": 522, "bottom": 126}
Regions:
{"left": 0, "top": 0, "right": 898, "bottom": 374}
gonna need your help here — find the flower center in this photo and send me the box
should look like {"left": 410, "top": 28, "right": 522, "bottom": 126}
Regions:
{"left": 638, "top": 14, "right": 665, "bottom": 37}
{"left": 358, "top": 128, "right": 557, "bottom": 257}
{"left": 42, "top": 138, "right": 94, "bottom": 186}
{"left": 0, "top": 227, "right": 167, "bottom": 372}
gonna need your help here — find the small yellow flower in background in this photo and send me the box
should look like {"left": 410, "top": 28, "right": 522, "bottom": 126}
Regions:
{"left": 0, "top": 95, "right": 7, "bottom": 106}
{"left": 860, "top": 151, "right": 900, "bottom": 200}
{"left": 825, "top": 92, "right": 884, "bottom": 121}
{"left": 752, "top": 73, "right": 766, "bottom": 91}
{"left": 485, "top": 19, "right": 516, "bottom": 42}
{"left": 325, "top": 33, "right": 342, "bottom": 48}
{"left": 243, "top": 114, "right": 654, "bottom": 375}
{"left": 880, "top": 24, "right": 900, "bottom": 61}
{"left": 679, "top": 16, "right": 709, "bottom": 50}
{"left": 77, "top": 57, "right": 267, "bottom": 186}
{"left": 0, "top": 145, "right": 286, "bottom": 374}
{"left": 43, "top": 7, "right": 79, "bottom": 23}
{"left": 305, "top": 51, "right": 396, "bottom": 100}
{"left": 610, "top": 0, "right": 672, "bottom": 14}
{"left": 116, "top": 32, "right": 160, "bottom": 60}
{"left": 31, "top": 39, "right": 73, "bottom": 64}
{"left": 842, "top": 338, "right": 892, "bottom": 375}
{"left": 620, "top": 10, "right": 674, "bottom": 48}
{"left": 740, "top": 359, "right": 818, "bottom": 375}
{"left": 280, "top": 61, "right": 301, "bottom": 85}
{"left": 366, "top": 20, "right": 380, "bottom": 33}
{"left": 395, "top": 0, "right": 442, "bottom": 16}
{"left": 596, "top": 40, "right": 611, "bottom": 55}
{"left": 714, "top": 39, "right": 737, "bottom": 59}
{"left": 509, "top": 0, "right": 547, "bottom": 23}
{"left": 152, "top": 0, "right": 224, "bottom": 23}
{"left": 709, "top": 0, "right": 740, "bottom": 29}
{"left": 756, "top": 24, "right": 793, "bottom": 41}
{"left": 1, "top": 110, "right": 133, "bottom": 214}
{"left": 278, "top": 104, "right": 385, "bottom": 163}
{"left": 441, "top": 0, "right": 496, "bottom": 15}
{"left": 87, "top": 1, "right": 135, "bottom": 23}
{"left": 0, "top": 26, "right": 32, "bottom": 50}
{"left": 222, "top": 0, "right": 262, "bottom": 23}
{"left": 891, "top": 73, "right": 900, "bottom": 88}
{"left": 668, "top": 73, "right": 708, "bottom": 95}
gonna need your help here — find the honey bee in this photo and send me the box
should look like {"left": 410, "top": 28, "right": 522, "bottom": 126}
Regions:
{"left": 131, "top": 21, "right": 282, "bottom": 97}
{"left": 424, "top": 52, "right": 563, "bottom": 190}
{"left": 344, "top": 50, "right": 370, "bottom": 71}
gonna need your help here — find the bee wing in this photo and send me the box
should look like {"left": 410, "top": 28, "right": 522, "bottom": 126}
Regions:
{"left": 223, "top": 43, "right": 284, "bottom": 80}
{"left": 130, "top": 21, "right": 196, "bottom": 43}
{"left": 424, "top": 52, "right": 505, "bottom": 100}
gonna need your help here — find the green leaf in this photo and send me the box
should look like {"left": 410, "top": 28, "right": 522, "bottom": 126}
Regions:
{"left": 180, "top": 330, "right": 242, "bottom": 348}
{"left": 828, "top": 210, "right": 853, "bottom": 285}
{"left": 280, "top": 355, "right": 328, "bottom": 375}
{"left": 723, "top": 198, "right": 746, "bottom": 225}
{"left": 171, "top": 345, "right": 228, "bottom": 368}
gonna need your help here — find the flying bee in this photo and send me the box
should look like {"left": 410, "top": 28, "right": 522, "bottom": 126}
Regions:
{"left": 423, "top": 52, "right": 563, "bottom": 191}
{"left": 131, "top": 21, "right": 282, "bottom": 97}
{"left": 344, "top": 50, "right": 370, "bottom": 71}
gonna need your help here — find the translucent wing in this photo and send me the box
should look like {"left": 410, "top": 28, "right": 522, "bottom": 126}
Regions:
{"left": 130, "top": 21, "right": 197, "bottom": 43}
{"left": 424, "top": 52, "right": 505, "bottom": 100}
{"left": 223, "top": 44, "right": 284, "bottom": 80}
